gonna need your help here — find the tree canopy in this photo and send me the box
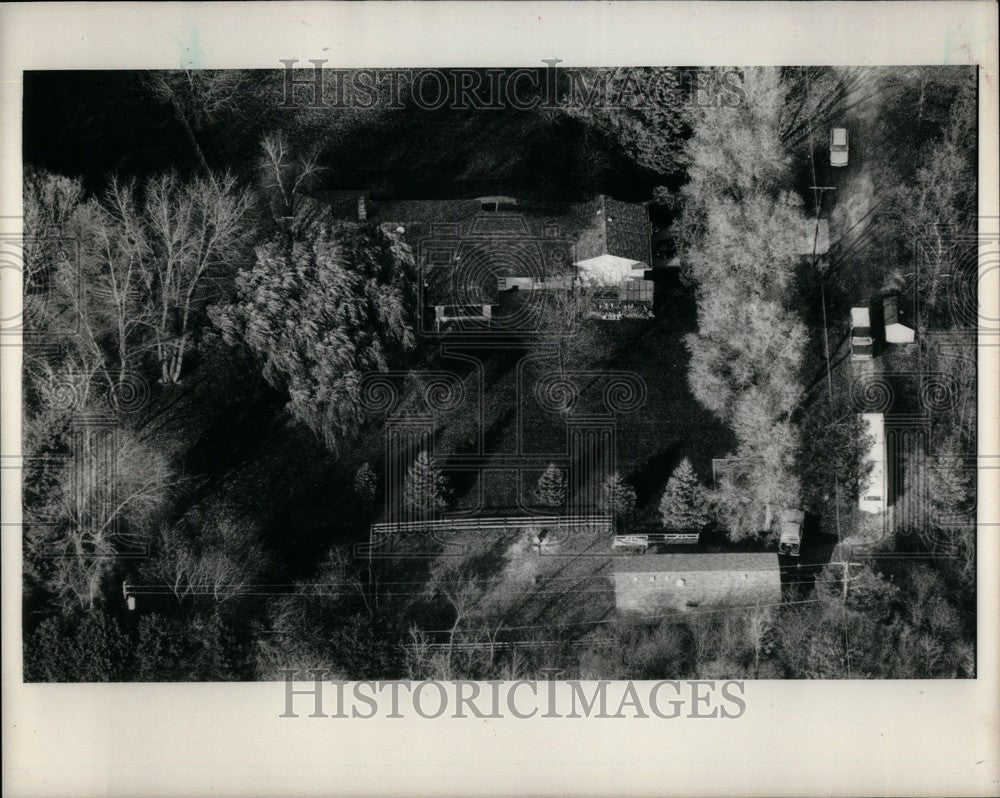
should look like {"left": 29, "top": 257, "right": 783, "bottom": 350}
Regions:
{"left": 659, "top": 458, "right": 711, "bottom": 532}
{"left": 677, "top": 69, "right": 808, "bottom": 540}
{"left": 212, "top": 222, "right": 418, "bottom": 451}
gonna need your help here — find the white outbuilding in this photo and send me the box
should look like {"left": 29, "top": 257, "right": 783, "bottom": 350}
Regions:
{"left": 859, "top": 412, "right": 887, "bottom": 514}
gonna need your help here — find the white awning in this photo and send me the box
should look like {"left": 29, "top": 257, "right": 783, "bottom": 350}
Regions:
{"left": 573, "top": 254, "right": 647, "bottom": 287}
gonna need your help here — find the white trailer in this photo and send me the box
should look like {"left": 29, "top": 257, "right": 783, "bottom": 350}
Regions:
{"left": 859, "top": 412, "right": 887, "bottom": 514}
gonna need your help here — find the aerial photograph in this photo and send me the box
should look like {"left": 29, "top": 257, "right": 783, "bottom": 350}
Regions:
{"left": 21, "top": 64, "right": 977, "bottom": 681}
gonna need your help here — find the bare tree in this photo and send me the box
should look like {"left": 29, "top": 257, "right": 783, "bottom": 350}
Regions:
{"left": 259, "top": 131, "right": 324, "bottom": 222}
{"left": 140, "top": 172, "right": 255, "bottom": 383}
{"left": 530, "top": 286, "right": 602, "bottom": 377}
{"left": 143, "top": 71, "right": 250, "bottom": 173}
{"left": 36, "top": 429, "right": 173, "bottom": 610}
{"left": 22, "top": 170, "right": 118, "bottom": 403}
{"left": 143, "top": 524, "right": 248, "bottom": 604}
{"left": 404, "top": 625, "right": 437, "bottom": 680}
{"left": 438, "top": 574, "right": 482, "bottom": 667}
{"left": 94, "top": 179, "right": 159, "bottom": 386}
{"left": 743, "top": 605, "right": 774, "bottom": 677}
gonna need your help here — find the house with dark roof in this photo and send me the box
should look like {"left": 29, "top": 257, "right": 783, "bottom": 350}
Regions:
{"left": 321, "top": 192, "right": 654, "bottom": 328}
{"left": 573, "top": 195, "right": 652, "bottom": 266}
{"left": 612, "top": 552, "right": 781, "bottom": 614}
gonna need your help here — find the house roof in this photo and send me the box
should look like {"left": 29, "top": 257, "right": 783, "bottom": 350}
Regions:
{"left": 574, "top": 196, "right": 651, "bottom": 264}
{"left": 321, "top": 194, "right": 652, "bottom": 303}
{"left": 613, "top": 552, "right": 780, "bottom": 575}
{"left": 883, "top": 295, "right": 913, "bottom": 330}
{"left": 368, "top": 195, "right": 651, "bottom": 252}
{"left": 372, "top": 199, "right": 483, "bottom": 225}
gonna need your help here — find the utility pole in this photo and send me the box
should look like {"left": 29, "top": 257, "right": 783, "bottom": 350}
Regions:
{"left": 804, "top": 87, "right": 842, "bottom": 543}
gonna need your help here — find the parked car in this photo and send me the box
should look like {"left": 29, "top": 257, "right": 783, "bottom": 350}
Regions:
{"left": 830, "top": 127, "right": 849, "bottom": 167}
{"left": 850, "top": 306, "right": 874, "bottom": 360}
{"left": 778, "top": 509, "right": 805, "bottom": 557}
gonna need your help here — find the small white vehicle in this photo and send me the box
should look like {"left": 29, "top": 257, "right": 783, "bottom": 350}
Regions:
{"left": 850, "top": 306, "right": 874, "bottom": 361}
{"left": 778, "top": 509, "right": 805, "bottom": 557}
{"left": 830, "top": 128, "right": 849, "bottom": 167}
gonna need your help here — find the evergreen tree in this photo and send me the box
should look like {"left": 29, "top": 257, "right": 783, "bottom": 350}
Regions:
{"left": 403, "top": 452, "right": 449, "bottom": 517}
{"left": 659, "top": 458, "right": 711, "bottom": 531}
{"left": 535, "top": 463, "right": 567, "bottom": 508}
{"left": 598, "top": 472, "right": 636, "bottom": 520}
{"left": 354, "top": 462, "right": 378, "bottom": 507}
{"left": 24, "top": 610, "right": 133, "bottom": 682}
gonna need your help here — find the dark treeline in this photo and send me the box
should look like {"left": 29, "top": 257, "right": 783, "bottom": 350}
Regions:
{"left": 24, "top": 68, "right": 684, "bottom": 201}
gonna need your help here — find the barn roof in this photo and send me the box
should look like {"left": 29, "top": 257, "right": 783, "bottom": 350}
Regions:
{"left": 613, "top": 552, "right": 780, "bottom": 575}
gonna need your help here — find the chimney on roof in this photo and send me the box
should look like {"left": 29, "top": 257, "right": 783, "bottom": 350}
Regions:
{"left": 357, "top": 195, "right": 367, "bottom": 221}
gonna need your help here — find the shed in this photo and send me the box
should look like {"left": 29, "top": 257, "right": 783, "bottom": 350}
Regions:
{"left": 883, "top": 295, "right": 915, "bottom": 343}
{"left": 612, "top": 552, "right": 781, "bottom": 614}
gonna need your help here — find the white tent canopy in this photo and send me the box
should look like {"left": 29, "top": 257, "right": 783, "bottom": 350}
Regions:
{"left": 573, "top": 254, "right": 647, "bottom": 287}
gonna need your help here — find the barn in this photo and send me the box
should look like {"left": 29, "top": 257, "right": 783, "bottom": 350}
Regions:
{"left": 612, "top": 552, "right": 782, "bottom": 614}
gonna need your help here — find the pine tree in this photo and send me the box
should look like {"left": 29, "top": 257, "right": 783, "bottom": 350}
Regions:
{"left": 598, "top": 472, "right": 636, "bottom": 520}
{"left": 403, "top": 452, "right": 449, "bottom": 518}
{"left": 353, "top": 463, "right": 378, "bottom": 506}
{"left": 659, "top": 458, "right": 711, "bottom": 531}
{"left": 535, "top": 463, "right": 566, "bottom": 508}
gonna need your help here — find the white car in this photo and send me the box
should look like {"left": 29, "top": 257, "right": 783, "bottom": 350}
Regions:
{"left": 850, "top": 306, "right": 874, "bottom": 360}
{"left": 830, "top": 128, "right": 849, "bottom": 167}
{"left": 778, "top": 509, "right": 804, "bottom": 557}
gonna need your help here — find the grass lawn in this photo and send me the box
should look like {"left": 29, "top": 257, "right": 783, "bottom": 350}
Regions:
{"left": 390, "top": 283, "right": 735, "bottom": 641}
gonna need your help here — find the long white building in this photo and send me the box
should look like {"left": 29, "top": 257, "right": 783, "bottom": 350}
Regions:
{"left": 859, "top": 412, "right": 887, "bottom": 514}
